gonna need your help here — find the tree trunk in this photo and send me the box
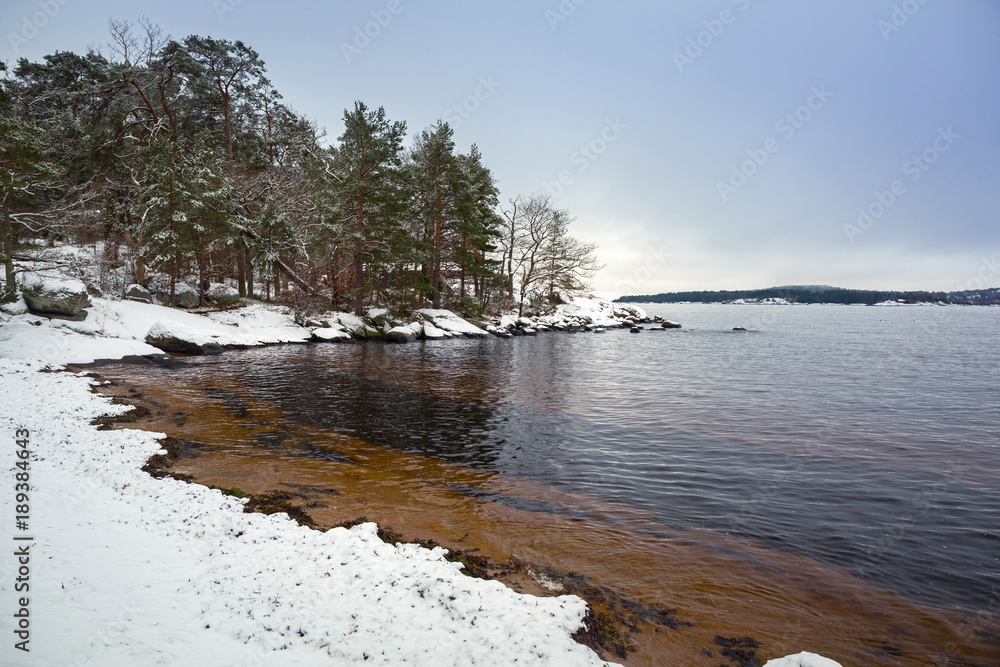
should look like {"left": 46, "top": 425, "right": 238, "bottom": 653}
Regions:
{"left": 353, "top": 238, "right": 364, "bottom": 316}
{"left": 237, "top": 242, "right": 246, "bottom": 296}
{"left": 198, "top": 228, "right": 207, "bottom": 307}
{"left": 1, "top": 199, "right": 16, "bottom": 297}
{"left": 245, "top": 243, "right": 254, "bottom": 298}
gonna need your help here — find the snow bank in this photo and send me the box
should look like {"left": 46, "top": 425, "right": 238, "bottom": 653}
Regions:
{"left": 0, "top": 359, "right": 614, "bottom": 666}
{"left": 0, "top": 297, "right": 311, "bottom": 365}
{"left": 764, "top": 652, "right": 842, "bottom": 667}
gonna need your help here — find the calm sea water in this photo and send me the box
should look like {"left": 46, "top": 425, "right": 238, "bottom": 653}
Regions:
{"left": 151, "top": 304, "right": 1000, "bottom": 612}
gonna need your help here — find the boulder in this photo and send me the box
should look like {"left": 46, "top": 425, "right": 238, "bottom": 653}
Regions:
{"left": 21, "top": 273, "right": 90, "bottom": 316}
{"left": 329, "top": 312, "right": 382, "bottom": 339}
{"left": 422, "top": 322, "right": 447, "bottom": 339}
{"left": 145, "top": 320, "right": 223, "bottom": 355}
{"left": 629, "top": 326, "right": 641, "bottom": 333}
{"left": 312, "top": 327, "right": 353, "bottom": 343}
{"left": 385, "top": 323, "right": 420, "bottom": 343}
{"left": 208, "top": 283, "right": 241, "bottom": 307}
{"left": 416, "top": 309, "right": 489, "bottom": 337}
{"left": 498, "top": 315, "right": 518, "bottom": 331}
{"left": 661, "top": 320, "right": 682, "bottom": 329}
{"left": 125, "top": 284, "right": 153, "bottom": 304}
{"left": 86, "top": 283, "right": 103, "bottom": 298}
{"left": 733, "top": 327, "right": 748, "bottom": 332}
{"left": 171, "top": 282, "right": 201, "bottom": 309}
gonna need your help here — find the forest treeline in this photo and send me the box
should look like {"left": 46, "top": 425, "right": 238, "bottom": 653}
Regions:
{"left": 0, "top": 20, "right": 600, "bottom": 316}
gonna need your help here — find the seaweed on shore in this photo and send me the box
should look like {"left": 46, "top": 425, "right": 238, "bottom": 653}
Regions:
{"left": 90, "top": 404, "right": 151, "bottom": 429}
{"left": 572, "top": 608, "right": 636, "bottom": 660}
{"left": 713, "top": 635, "right": 763, "bottom": 667}
{"left": 140, "top": 436, "right": 196, "bottom": 482}
{"left": 213, "top": 487, "right": 317, "bottom": 528}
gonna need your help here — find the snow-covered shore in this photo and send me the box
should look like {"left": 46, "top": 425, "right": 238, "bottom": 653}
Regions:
{"left": 0, "top": 358, "right": 613, "bottom": 666}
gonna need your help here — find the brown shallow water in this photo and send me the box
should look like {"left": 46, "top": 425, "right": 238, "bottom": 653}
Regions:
{"left": 83, "top": 358, "right": 1000, "bottom": 667}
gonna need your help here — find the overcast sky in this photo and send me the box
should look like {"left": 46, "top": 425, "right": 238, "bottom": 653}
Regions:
{"left": 3, "top": 0, "right": 998, "bottom": 296}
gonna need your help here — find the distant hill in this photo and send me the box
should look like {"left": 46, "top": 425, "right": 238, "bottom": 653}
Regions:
{"left": 614, "top": 286, "right": 1000, "bottom": 306}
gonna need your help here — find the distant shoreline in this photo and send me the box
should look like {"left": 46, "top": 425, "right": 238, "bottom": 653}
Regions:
{"left": 615, "top": 285, "right": 1000, "bottom": 306}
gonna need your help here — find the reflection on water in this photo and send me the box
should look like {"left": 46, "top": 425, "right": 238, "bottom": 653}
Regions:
{"left": 96, "top": 304, "right": 1000, "bottom": 664}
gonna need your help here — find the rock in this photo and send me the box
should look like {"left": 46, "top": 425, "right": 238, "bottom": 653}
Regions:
{"left": 593, "top": 328, "right": 606, "bottom": 334}
{"left": 171, "top": 282, "right": 200, "bottom": 309}
{"left": 208, "top": 283, "right": 241, "bottom": 307}
{"left": 145, "top": 320, "right": 223, "bottom": 355}
{"left": 521, "top": 327, "right": 537, "bottom": 336}
{"left": 367, "top": 307, "right": 391, "bottom": 328}
{"left": 661, "top": 321, "right": 682, "bottom": 329}
{"left": 305, "top": 318, "right": 326, "bottom": 329}
{"left": 0, "top": 296, "right": 29, "bottom": 315}
{"left": 516, "top": 316, "right": 534, "bottom": 328}
{"left": 21, "top": 273, "right": 90, "bottom": 316}
{"left": 733, "top": 327, "right": 748, "bottom": 332}
{"left": 86, "top": 283, "right": 103, "bottom": 298}
{"left": 421, "top": 322, "right": 447, "bottom": 339}
{"left": 150, "top": 281, "right": 200, "bottom": 308}
{"left": 416, "top": 309, "right": 489, "bottom": 337}
{"left": 629, "top": 326, "right": 641, "bottom": 333}
{"left": 125, "top": 284, "right": 154, "bottom": 304}
{"left": 312, "top": 327, "right": 353, "bottom": 343}
{"left": 329, "top": 313, "right": 381, "bottom": 339}
{"left": 385, "top": 323, "right": 420, "bottom": 343}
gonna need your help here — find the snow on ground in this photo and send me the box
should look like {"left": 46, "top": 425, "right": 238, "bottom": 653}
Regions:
{"left": 0, "top": 359, "right": 615, "bottom": 666}
{"left": 0, "top": 297, "right": 310, "bottom": 365}
{"left": 763, "top": 652, "right": 842, "bottom": 667}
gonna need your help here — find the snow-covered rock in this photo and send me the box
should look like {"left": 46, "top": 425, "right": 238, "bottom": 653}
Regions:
{"left": 156, "top": 281, "right": 200, "bottom": 309}
{"left": 20, "top": 272, "right": 90, "bottom": 316}
{"left": 125, "top": 283, "right": 153, "bottom": 304}
{"left": 312, "top": 326, "right": 353, "bottom": 342}
{"left": 207, "top": 282, "right": 241, "bottom": 307}
{"left": 416, "top": 309, "right": 488, "bottom": 337}
{"left": 328, "top": 312, "right": 382, "bottom": 339}
{"left": 421, "top": 322, "right": 447, "bottom": 339}
{"left": 385, "top": 322, "right": 421, "bottom": 343}
{"left": 0, "top": 295, "right": 29, "bottom": 315}
{"left": 145, "top": 320, "right": 223, "bottom": 355}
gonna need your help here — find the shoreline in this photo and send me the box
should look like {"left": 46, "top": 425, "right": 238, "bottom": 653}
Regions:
{"left": 78, "top": 357, "right": 1000, "bottom": 666}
